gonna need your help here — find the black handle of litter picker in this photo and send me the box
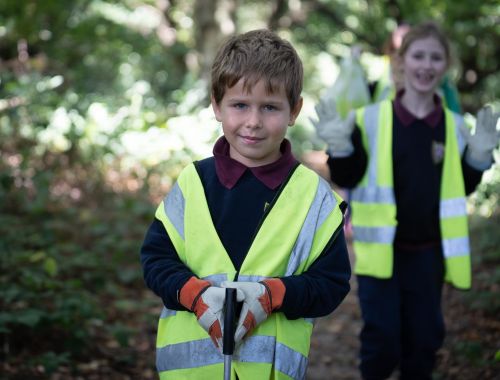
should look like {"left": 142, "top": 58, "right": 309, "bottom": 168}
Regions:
{"left": 223, "top": 287, "right": 237, "bottom": 355}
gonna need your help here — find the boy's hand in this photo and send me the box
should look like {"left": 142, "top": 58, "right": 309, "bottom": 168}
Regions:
{"left": 179, "top": 276, "right": 227, "bottom": 351}
{"left": 310, "top": 98, "right": 356, "bottom": 157}
{"left": 222, "top": 279, "right": 285, "bottom": 344}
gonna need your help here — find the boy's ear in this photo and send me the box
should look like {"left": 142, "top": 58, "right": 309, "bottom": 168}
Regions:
{"left": 211, "top": 94, "right": 222, "bottom": 122}
{"left": 288, "top": 97, "right": 303, "bottom": 126}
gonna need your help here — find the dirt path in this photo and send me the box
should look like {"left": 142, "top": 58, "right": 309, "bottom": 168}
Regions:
{"left": 305, "top": 247, "right": 500, "bottom": 380}
{"left": 307, "top": 274, "right": 363, "bottom": 380}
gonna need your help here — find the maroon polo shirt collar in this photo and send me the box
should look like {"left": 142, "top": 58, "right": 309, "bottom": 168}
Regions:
{"left": 394, "top": 89, "right": 443, "bottom": 127}
{"left": 213, "top": 136, "right": 298, "bottom": 190}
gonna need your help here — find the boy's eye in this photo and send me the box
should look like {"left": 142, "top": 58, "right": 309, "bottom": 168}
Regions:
{"left": 233, "top": 103, "right": 247, "bottom": 109}
{"left": 263, "top": 104, "right": 277, "bottom": 111}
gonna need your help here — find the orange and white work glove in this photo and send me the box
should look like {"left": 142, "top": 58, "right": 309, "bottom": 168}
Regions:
{"left": 179, "top": 276, "right": 227, "bottom": 351}
{"left": 222, "top": 278, "right": 286, "bottom": 344}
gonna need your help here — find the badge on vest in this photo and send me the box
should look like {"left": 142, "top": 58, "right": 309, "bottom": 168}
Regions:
{"left": 263, "top": 202, "right": 270, "bottom": 212}
{"left": 431, "top": 141, "right": 445, "bottom": 164}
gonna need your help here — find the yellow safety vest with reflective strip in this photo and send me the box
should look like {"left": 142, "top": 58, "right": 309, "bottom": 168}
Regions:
{"left": 373, "top": 56, "right": 396, "bottom": 103}
{"left": 154, "top": 162, "right": 345, "bottom": 380}
{"left": 351, "top": 100, "right": 471, "bottom": 289}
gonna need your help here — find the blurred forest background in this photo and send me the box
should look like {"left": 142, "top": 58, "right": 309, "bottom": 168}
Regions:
{"left": 1, "top": 0, "right": 499, "bottom": 379}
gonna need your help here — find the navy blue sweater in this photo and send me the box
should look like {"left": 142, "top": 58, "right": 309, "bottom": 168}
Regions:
{"left": 141, "top": 157, "right": 351, "bottom": 320}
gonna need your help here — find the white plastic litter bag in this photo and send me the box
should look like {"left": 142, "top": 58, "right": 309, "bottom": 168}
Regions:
{"left": 323, "top": 56, "right": 371, "bottom": 119}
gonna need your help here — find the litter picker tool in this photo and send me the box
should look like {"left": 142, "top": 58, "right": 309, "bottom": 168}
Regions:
{"left": 223, "top": 287, "right": 237, "bottom": 380}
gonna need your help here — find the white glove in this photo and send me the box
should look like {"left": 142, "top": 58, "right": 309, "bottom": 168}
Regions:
{"left": 461, "top": 106, "right": 500, "bottom": 169}
{"left": 222, "top": 279, "right": 285, "bottom": 344}
{"left": 310, "top": 98, "right": 356, "bottom": 157}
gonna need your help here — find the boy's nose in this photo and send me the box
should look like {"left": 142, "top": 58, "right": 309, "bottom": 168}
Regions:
{"left": 246, "top": 109, "right": 262, "bottom": 128}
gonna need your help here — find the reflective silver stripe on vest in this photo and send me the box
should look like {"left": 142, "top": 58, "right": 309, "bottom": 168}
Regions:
{"left": 350, "top": 186, "right": 394, "bottom": 204}
{"left": 238, "top": 274, "right": 266, "bottom": 282}
{"left": 157, "top": 335, "right": 307, "bottom": 379}
{"left": 238, "top": 335, "right": 306, "bottom": 379}
{"left": 440, "top": 197, "right": 467, "bottom": 218}
{"left": 160, "top": 307, "right": 177, "bottom": 318}
{"left": 157, "top": 338, "right": 221, "bottom": 371}
{"left": 285, "top": 177, "right": 337, "bottom": 276}
{"left": 363, "top": 103, "right": 381, "bottom": 186}
{"left": 353, "top": 226, "right": 395, "bottom": 244}
{"left": 236, "top": 336, "right": 308, "bottom": 379}
{"left": 234, "top": 334, "right": 275, "bottom": 362}
{"left": 442, "top": 237, "right": 470, "bottom": 258}
{"left": 274, "top": 342, "right": 308, "bottom": 380}
{"left": 203, "top": 273, "right": 229, "bottom": 286}
{"left": 163, "top": 182, "right": 185, "bottom": 239}
{"left": 452, "top": 112, "right": 466, "bottom": 155}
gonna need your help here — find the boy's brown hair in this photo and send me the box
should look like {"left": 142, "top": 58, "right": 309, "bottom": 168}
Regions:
{"left": 211, "top": 29, "right": 303, "bottom": 109}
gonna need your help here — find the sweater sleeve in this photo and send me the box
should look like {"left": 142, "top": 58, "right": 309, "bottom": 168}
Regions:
{"left": 462, "top": 147, "right": 486, "bottom": 195}
{"left": 327, "top": 126, "right": 368, "bottom": 188}
{"left": 140, "top": 218, "right": 195, "bottom": 310}
{"left": 278, "top": 228, "right": 351, "bottom": 319}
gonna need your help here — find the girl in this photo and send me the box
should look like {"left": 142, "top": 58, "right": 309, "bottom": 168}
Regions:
{"left": 312, "top": 21, "right": 499, "bottom": 379}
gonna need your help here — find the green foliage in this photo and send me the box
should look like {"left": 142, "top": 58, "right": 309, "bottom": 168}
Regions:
{"left": 29, "top": 351, "right": 71, "bottom": 376}
{"left": 0, "top": 170, "right": 151, "bottom": 374}
{"left": 468, "top": 161, "right": 500, "bottom": 219}
{"left": 452, "top": 341, "right": 485, "bottom": 366}
{"left": 108, "top": 322, "right": 135, "bottom": 348}
{"left": 1, "top": 215, "right": 100, "bottom": 350}
{"left": 461, "top": 289, "right": 500, "bottom": 314}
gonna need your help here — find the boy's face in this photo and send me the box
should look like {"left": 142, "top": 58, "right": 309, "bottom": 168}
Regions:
{"left": 212, "top": 78, "right": 302, "bottom": 167}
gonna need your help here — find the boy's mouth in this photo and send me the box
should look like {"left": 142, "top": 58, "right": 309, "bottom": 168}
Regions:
{"left": 240, "top": 135, "right": 264, "bottom": 143}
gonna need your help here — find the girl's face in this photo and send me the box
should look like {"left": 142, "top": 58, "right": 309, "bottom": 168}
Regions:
{"left": 402, "top": 36, "right": 448, "bottom": 96}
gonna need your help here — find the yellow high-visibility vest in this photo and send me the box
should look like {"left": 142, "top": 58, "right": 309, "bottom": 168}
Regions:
{"left": 154, "top": 162, "right": 345, "bottom": 379}
{"left": 373, "top": 56, "right": 396, "bottom": 103}
{"left": 351, "top": 100, "right": 471, "bottom": 289}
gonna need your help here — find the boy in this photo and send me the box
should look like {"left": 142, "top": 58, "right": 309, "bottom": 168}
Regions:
{"left": 141, "top": 29, "right": 351, "bottom": 380}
